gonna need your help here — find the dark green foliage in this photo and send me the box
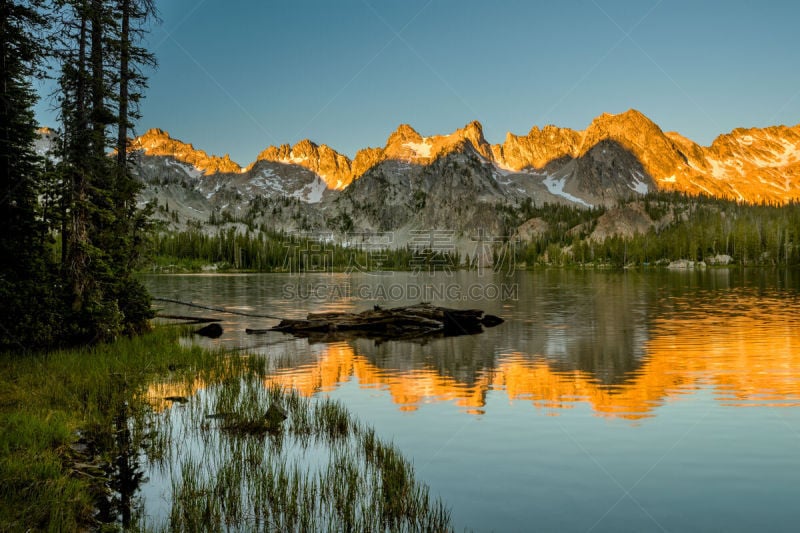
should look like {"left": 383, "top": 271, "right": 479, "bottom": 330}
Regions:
{"left": 0, "top": 0, "right": 63, "bottom": 350}
{"left": 53, "top": 0, "right": 156, "bottom": 344}
{"left": 328, "top": 211, "right": 354, "bottom": 233}
{"left": 0, "top": 0, "right": 157, "bottom": 350}
{"left": 516, "top": 192, "right": 800, "bottom": 267}
{"left": 147, "top": 228, "right": 460, "bottom": 272}
{"left": 149, "top": 193, "right": 800, "bottom": 272}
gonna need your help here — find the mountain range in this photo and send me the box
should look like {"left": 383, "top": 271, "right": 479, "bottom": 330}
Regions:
{"left": 127, "top": 109, "right": 800, "bottom": 240}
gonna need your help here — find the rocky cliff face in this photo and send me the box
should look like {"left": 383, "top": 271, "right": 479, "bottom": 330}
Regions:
{"left": 125, "top": 111, "right": 800, "bottom": 241}
{"left": 378, "top": 121, "right": 494, "bottom": 163}
{"left": 491, "top": 125, "right": 582, "bottom": 171}
{"left": 336, "top": 140, "right": 509, "bottom": 236}
{"left": 254, "top": 139, "right": 353, "bottom": 190}
{"left": 492, "top": 110, "right": 800, "bottom": 204}
{"left": 131, "top": 130, "right": 332, "bottom": 232}
{"left": 696, "top": 125, "right": 800, "bottom": 202}
{"left": 131, "top": 129, "right": 243, "bottom": 174}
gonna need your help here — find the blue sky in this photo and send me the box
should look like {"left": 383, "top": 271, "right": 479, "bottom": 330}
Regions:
{"left": 35, "top": 0, "right": 800, "bottom": 164}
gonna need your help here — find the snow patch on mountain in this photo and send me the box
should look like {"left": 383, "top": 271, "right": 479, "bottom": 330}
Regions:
{"left": 629, "top": 171, "right": 650, "bottom": 194}
{"left": 283, "top": 153, "right": 308, "bottom": 165}
{"left": 758, "top": 139, "right": 799, "bottom": 167}
{"left": 492, "top": 162, "right": 519, "bottom": 176}
{"left": 296, "top": 177, "right": 327, "bottom": 203}
{"left": 250, "top": 168, "right": 278, "bottom": 187}
{"left": 164, "top": 159, "right": 203, "bottom": 179}
{"left": 402, "top": 139, "right": 432, "bottom": 158}
{"left": 543, "top": 175, "right": 593, "bottom": 207}
{"left": 707, "top": 158, "right": 727, "bottom": 179}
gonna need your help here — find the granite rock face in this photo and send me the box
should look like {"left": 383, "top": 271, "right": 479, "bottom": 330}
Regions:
{"left": 131, "top": 128, "right": 243, "bottom": 174}
{"left": 89, "top": 110, "right": 800, "bottom": 242}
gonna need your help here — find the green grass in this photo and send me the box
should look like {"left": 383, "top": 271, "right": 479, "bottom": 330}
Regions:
{"left": 0, "top": 328, "right": 228, "bottom": 530}
{"left": 0, "top": 327, "right": 454, "bottom": 531}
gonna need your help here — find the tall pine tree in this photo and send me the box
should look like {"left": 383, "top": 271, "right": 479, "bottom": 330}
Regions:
{"left": 0, "top": 0, "right": 158, "bottom": 350}
{"left": 110, "top": 0, "right": 157, "bottom": 334}
{"left": 56, "top": 0, "right": 156, "bottom": 342}
{"left": 0, "top": 0, "right": 61, "bottom": 350}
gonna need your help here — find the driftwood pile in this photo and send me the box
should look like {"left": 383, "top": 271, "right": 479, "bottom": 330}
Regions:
{"left": 249, "top": 303, "right": 503, "bottom": 341}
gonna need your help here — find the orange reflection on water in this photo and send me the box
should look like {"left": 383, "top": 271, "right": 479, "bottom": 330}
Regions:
{"left": 645, "top": 304, "right": 800, "bottom": 409}
{"left": 144, "top": 377, "right": 208, "bottom": 412}
{"left": 491, "top": 355, "right": 690, "bottom": 420}
{"left": 264, "top": 297, "right": 800, "bottom": 420}
{"left": 264, "top": 343, "right": 489, "bottom": 412}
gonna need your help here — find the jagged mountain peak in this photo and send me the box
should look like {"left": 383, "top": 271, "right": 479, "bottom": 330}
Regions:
{"left": 708, "top": 124, "right": 800, "bottom": 153}
{"left": 381, "top": 120, "right": 493, "bottom": 163}
{"left": 383, "top": 124, "right": 426, "bottom": 161}
{"left": 458, "top": 119, "right": 484, "bottom": 137}
{"left": 140, "top": 126, "right": 169, "bottom": 137}
{"left": 596, "top": 108, "right": 648, "bottom": 121}
{"left": 254, "top": 138, "right": 353, "bottom": 190}
{"left": 578, "top": 108, "right": 686, "bottom": 183}
{"left": 453, "top": 120, "right": 487, "bottom": 146}
{"left": 293, "top": 138, "right": 319, "bottom": 151}
{"left": 386, "top": 123, "right": 422, "bottom": 145}
{"left": 583, "top": 108, "right": 664, "bottom": 143}
{"left": 134, "top": 127, "right": 171, "bottom": 148}
{"left": 132, "top": 110, "right": 800, "bottom": 208}
{"left": 384, "top": 126, "right": 429, "bottom": 161}
{"left": 493, "top": 123, "right": 581, "bottom": 171}
{"left": 450, "top": 120, "right": 493, "bottom": 160}
{"left": 131, "top": 128, "right": 243, "bottom": 174}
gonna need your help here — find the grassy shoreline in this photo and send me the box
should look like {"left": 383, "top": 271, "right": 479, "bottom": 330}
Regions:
{"left": 0, "top": 328, "right": 213, "bottom": 530}
{"left": 0, "top": 327, "right": 452, "bottom": 531}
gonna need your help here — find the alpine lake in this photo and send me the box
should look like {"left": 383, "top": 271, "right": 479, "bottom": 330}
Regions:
{"left": 139, "top": 268, "right": 800, "bottom": 532}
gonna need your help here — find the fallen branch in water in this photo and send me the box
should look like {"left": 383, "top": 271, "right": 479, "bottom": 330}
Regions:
{"left": 155, "top": 313, "right": 222, "bottom": 324}
{"left": 152, "top": 297, "right": 285, "bottom": 320}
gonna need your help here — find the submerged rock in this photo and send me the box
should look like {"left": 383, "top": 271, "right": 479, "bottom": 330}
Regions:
{"left": 481, "top": 314, "right": 505, "bottom": 327}
{"left": 195, "top": 323, "right": 223, "bottom": 338}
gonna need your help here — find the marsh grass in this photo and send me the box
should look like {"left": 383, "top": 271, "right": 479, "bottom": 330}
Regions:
{"left": 145, "top": 374, "right": 452, "bottom": 531}
{"left": 1, "top": 327, "right": 453, "bottom": 531}
{"left": 0, "top": 327, "right": 228, "bottom": 530}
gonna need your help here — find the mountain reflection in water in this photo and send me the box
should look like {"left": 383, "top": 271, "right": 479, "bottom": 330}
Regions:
{"left": 263, "top": 292, "right": 800, "bottom": 420}
{"left": 142, "top": 271, "right": 800, "bottom": 532}
{"left": 146, "top": 270, "right": 800, "bottom": 421}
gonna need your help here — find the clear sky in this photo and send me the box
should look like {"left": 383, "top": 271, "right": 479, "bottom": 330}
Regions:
{"left": 35, "top": 0, "right": 800, "bottom": 165}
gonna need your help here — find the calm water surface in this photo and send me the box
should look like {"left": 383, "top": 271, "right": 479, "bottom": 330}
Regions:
{"left": 144, "top": 269, "right": 800, "bottom": 532}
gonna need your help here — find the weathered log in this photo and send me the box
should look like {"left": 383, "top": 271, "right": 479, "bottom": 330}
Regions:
{"left": 264, "top": 303, "right": 503, "bottom": 341}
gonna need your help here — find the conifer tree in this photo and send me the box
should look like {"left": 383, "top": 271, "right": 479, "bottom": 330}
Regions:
{"left": 109, "top": 0, "right": 157, "bottom": 334}
{"left": 0, "top": 0, "right": 159, "bottom": 349}
{"left": 0, "top": 0, "right": 60, "bottom": 350}
{"left": 56, "top": 0, "right": 157, "bottom": 342}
